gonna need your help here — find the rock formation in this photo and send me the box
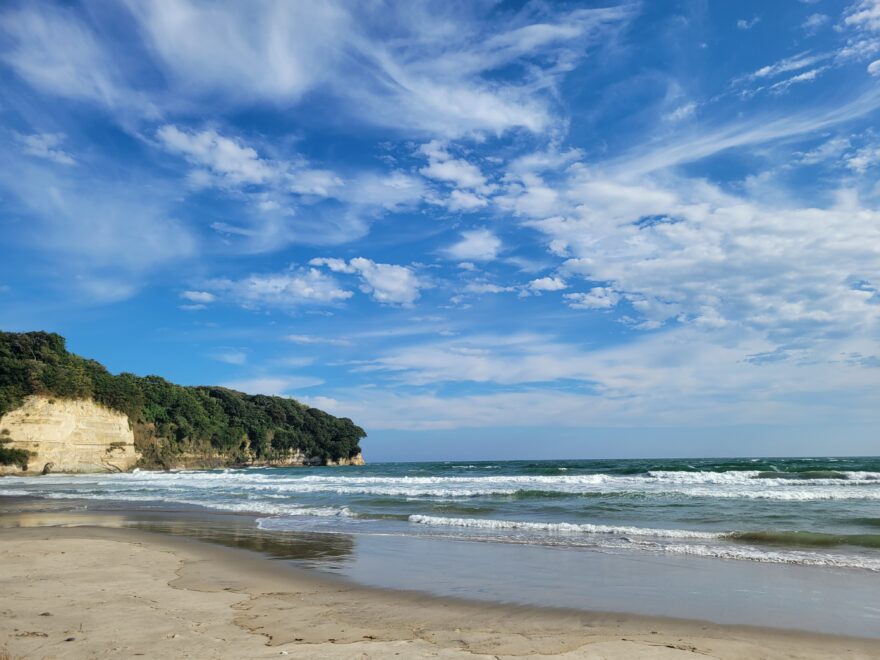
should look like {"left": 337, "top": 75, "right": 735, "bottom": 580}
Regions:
{"left": 0, "top": 396, "right": 139, "bottom": 475}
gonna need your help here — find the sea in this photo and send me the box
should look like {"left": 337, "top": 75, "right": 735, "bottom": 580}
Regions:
{"left": 4, "top": 456, "right": 880, "bottom": 635}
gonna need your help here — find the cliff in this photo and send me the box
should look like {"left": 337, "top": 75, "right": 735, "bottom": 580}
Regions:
{"left": 153, "top": 449, "right": 365, "bottom": 470}
{"left": 0, "top": 331, "right": 366, "bottom": 474}
{"left": 0, "top": 396, "right": 139, "bottom": 475}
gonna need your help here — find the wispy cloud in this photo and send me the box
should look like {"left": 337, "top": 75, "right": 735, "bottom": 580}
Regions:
{"left": 802, "top": 13, "right": 829, "bottom": 34}
{"left": 222, "top": 376, "right": 324, "bottom": 396}
{"left": 285, "top": 334, "right": 351, "bottom": 347}
{"left": 206, "top": 268, "right": 353, "bottom": 309}
{"left": 16, "top": 132, "right": 75, "bottom": 165}
{"left": 736, "top": 16, "right": 761, "bottom": 31}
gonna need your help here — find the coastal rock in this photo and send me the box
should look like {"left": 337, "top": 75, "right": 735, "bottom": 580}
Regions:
{"left": 0, "top": 396, "right": 140, "bottom": 476}
{"left": 326, "top": 452, "right": 366, "bottom": 466}
{"left": 249, "top": 450, "right": 366, "bottom": 468}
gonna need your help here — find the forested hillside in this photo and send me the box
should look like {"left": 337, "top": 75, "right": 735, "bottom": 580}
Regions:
{"left": 0, "top": 331, "right": 365, "bottom": 468}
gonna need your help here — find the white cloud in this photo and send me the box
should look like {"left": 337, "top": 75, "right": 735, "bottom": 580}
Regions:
{"left": 463, "top": 282, "right": 516, "bottom": 294}
{"left": 310, "top": 257, "right": 422, "bottom": 306}
{"left": 207, "top": 269, "right": 353, "bottom": 308}
{"left": 846, "top": 144, "right": 880, "bottom": 172}
{"left": 211, "top": 351, "right": 247, "bottom": 365}
{"left": 9, "top": 1, "right": 624, "bottom": 138}
{"left": 448, "top": 190, "right": 488, "bottom": 211}
{"left": 356, "top": 333, "right": 596, "bottom": 385}
{"left": 158, "top": 125, "right": 344, "bottom": 197}
{"left": 663, "top": 102, "right": 696, "bottom": 122}
{"left": 747, "top": 52, "right": 828, "bottom": 80}
{"left": 845, "top": 0, "right": 880, "bottom": 32}
{"left": 599, "top": 90, "right": 880, "bottom": 176}
{"left": 565, "top": 288, "right": 620, "bottom": 310}
{"left": 419, "top": 140, "right": 491, "bottom": 192}
{"left": 736, "top": 16, "right": 761, "bottom": 30}
{"left": 350, "top": 326, "right": 880, "bottom": 399}
{"left": 343, "top": 172, "right": 425, "bottom": 210}
{"left": 156, "top": 125, "right": 422, "bottom": 251}
{"left": 768, "top": 67, "right": 827, "bottom": 93}
{"left": 795, "top": 137, "right": 852, "bottom": 165}
{"left": 222, "top": 376, "right": 324, "bottom": 396}
{"left": 309, "top": 258, "right": 352, "bottom": 273}
{"left": 350, "top": 258, "right": 422, "bottom": 306}
{"left": 802, "top": 13, "right": 829, "bottom": 33}
{"left": 0, "top": 4, "right": 134, "bottom": 110}
{"left": 318, "top": 324, "right": 880, "bottom": 430}
{"left": 157, "top": 125, "right": 275, "bottom": 186}
{"left": 180, "top": 290, "right": 216, "bottom": 303}
{"left": 495, "top": 173, "right": 562, "bottom": 218}
{"left": 524, "top": 174, "right": 880, "bottom": 343}
{"left": 528, "top": 276, "right": 567, "bottom": 292}
{"left": 16, "top": 133, "right": 75, "bottom": 165}
{"left": 868, "top": 59, "right": 880, "bottom": 75}
{"left": 443, "top": 229, "right": 502, "bottom": 261}
{"left": 285, "top": 334, "right": 351, "bottom": 347}
{"left": 418, "top": 140, "right": 494, "bottom": 211}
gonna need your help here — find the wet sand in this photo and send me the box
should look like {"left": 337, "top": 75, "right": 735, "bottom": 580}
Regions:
{"left": 1, "top": 519, "right": 879, "bottom": 658}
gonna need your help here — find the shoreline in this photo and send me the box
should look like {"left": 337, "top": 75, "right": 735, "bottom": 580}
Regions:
{"left": 2, "top": 505, "right": 880, "bottom": 658}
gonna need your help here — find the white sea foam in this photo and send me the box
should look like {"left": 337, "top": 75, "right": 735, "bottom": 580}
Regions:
{"left": 646, "top": 542, "right": 880, "bottom": 572}
{"left": 5, "top": 469, "right": 880, "bottom": 501}
{"left": 408, "top": 514, "right": 723, "bottom": 539}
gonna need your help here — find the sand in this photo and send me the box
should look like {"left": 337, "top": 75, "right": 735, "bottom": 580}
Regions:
{"left": 1, "top": 525, "right": 878, "bottom": 659}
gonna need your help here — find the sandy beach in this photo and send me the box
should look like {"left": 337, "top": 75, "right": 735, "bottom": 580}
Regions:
{"left": 2, "top": 523, "right": 879, "bottom": 659}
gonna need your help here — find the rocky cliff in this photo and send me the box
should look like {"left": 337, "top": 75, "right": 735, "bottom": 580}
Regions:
{"left": 154, "top": 449, "right": 366, "bottom": 470}
{"left": 0, "top": 331, "right": 366, "bottom": 473}
{"left": 0, "top": 396, "right": 140, "bottom": 475}
{"left": 0, "top": 395, "right": 366, "bottom": 475}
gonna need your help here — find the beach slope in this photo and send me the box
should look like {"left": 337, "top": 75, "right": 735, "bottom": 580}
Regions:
{"left": 1, "top": 526, "right": 878, "bottom": 659}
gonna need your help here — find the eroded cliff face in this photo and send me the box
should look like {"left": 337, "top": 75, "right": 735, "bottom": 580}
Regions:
{"left": 327, "top": 452, "right": 365, "bottom": 466}
{"left": 0, "top": 396, "right": 140, "bottom": 475}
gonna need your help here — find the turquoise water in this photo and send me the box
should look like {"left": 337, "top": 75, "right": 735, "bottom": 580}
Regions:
{"left": 3, "top": 456, "right": 880, "bottom": 570}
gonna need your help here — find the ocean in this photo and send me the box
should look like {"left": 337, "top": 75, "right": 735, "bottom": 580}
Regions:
{"left": 4, "top": 456, "right": 880, "bottom": 571}
{"left": 5, "top": 456, "right": 880, "bottom": 635}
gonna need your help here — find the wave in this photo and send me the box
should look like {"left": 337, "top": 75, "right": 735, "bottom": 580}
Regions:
{"left": 0, "top": 488, "right": 31, "bottom": 497}
{"left": 408, "top": 514, "right": 723, "bottom": 539}
{"left": 404, "top": 515, "right": 880, "bottom": 570}
{"left": 649, "top": 542, "right": 880, "bottom": 572}
{"left": 6, "top": 468, "right": 880, "bottom": 502}
{"left": 254, "top": 512, "right": 880, "bottom": 572}
{"left": 409, "top": 514, "right": 880, "bottom": 551}
{"left": 728, "top": 530, "right": 880, "bottom": 550}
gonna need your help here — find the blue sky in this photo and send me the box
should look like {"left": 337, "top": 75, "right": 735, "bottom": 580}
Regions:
{"left": 2, "top": 0, "right": 880, "bottom": 460}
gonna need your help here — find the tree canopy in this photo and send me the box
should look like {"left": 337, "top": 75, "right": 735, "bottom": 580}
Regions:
{"left": 0, "top": 331, "right": 365, "bottom": 468}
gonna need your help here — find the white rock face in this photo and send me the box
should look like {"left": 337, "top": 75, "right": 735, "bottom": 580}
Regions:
{"left": 0, "top": 396, "right": 140, "bottom": 475}
{"left": 327, "top": 452, "right": 365, "bottom": 466}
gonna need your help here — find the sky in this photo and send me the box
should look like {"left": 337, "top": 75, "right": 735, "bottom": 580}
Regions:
{"left": 1, "top": 0, "right": 879, "bottom": 461}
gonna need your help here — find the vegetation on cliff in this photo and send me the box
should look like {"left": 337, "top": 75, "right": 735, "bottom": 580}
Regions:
{"left": 0, "top": 331, "right": 365, "bottom": 468}
{"left": 0, "top": 431, "right": 31, "bottom": 470}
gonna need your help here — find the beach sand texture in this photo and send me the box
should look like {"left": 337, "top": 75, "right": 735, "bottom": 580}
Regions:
{"left": 2, "top": 526, "right": 878, "bottom": 659}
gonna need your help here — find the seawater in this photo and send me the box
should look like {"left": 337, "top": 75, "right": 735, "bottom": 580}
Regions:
{"left": 4, "top": 456, "right": 880, "bottom": 572}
